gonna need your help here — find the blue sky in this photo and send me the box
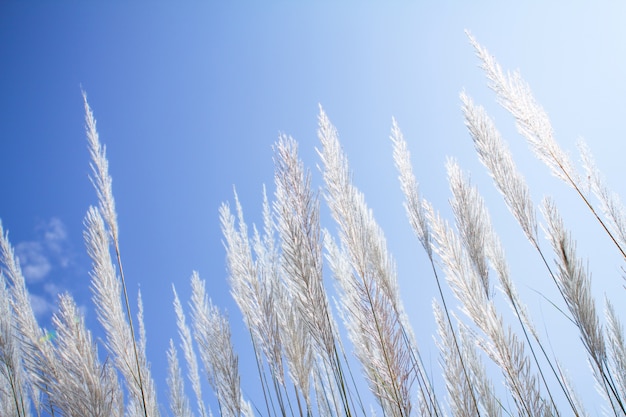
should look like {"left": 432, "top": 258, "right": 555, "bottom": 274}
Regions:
{"left": 2, "top": 2, "right": 626, "bottom": 415}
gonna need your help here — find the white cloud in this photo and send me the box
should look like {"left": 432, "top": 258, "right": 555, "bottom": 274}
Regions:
{"left": 15, "top": 218, "right": 71, "bottom": 283}
{"left": 43, "top": 217, "right": 67, "bottom": 255}
{"left": 29, "top": 293, "right": 54, "bottom": 318}
{"left": 16, "top": 241, "right": 51, "bottom": 283}
{"left": 12, "top": 218, "right": 78, "bottom": 321}
{"left": 44, "top": 282, "right": 62, "bottom": 298}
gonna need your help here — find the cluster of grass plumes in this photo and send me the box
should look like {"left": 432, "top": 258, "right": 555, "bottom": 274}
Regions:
{"left": 2, "top": 34, "right": 626, "bottom": 417}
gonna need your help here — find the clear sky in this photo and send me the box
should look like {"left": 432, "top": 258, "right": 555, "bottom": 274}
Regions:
{"left": 2, "top": 2, "right": 626, "bottom": 416}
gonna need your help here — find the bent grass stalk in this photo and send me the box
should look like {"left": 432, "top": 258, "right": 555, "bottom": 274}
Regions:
{"left": 83, "top": 92, "right": 157, "bottom": 417}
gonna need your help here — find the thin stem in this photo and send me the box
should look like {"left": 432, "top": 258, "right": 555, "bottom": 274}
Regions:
{"left": 427, "top": 257, "right": 482, "bottom": 416}
{"left": 113, "top": 241, "right": 149, "bottom": 417}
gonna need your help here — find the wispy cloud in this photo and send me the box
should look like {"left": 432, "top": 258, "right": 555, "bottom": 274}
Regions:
{"left": 15, "top": 217, "right": 70, "bottom": 283}
{"left": 43, "top": 217, "right": 70, "bottom": 264}
{"left": 29, "top": 292, "right": 54, "bottom": 317}
{"left": 13, "top": 217, "right": 76, "bottom": 320}
{"left": 16, "top": 241, "right": 51, "bottom": 283}
{"left": 43, "top": 282, "right": 62, "bottom": 298}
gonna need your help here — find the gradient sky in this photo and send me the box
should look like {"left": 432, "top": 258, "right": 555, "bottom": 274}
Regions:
{"left": 2, "top": 2, "right": 626, "bottom": 415}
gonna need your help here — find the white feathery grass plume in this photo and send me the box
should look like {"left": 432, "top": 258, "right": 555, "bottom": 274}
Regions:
{"left": 541, "top": 201, "right": 606, "bottom": 365}
{"left": 391, "top": 120, "right": 482, "bottom": 417}
{"left": 605, "top": 299, "right": 626, "bottom": 409}
{"left": 425, "top": 200, "right": 552, "bottom": 417}
{"left": 136, "top": 290, "right": 160, "bottom": 417}
{"left": 84, "top": 206, "right": 159, "bottom": 417}
{"left": 319, "top": 108, "right": 421, "bottom": 417}
{"left": 446, "top": 159, "right": 492, "bottom": 296}
{"left": 469, "top": 36, "right": 626, "bottom": 263}
{"left": 433, "top": 300, "right": 478, "bottom": 417}
{"left": 19, "top": 316, "right": 64, "bottom": 416}
{"left": 324, "top": 231, "right": 412, "bottom": 417}
{"left": 275, "top": 278, "right": 314, "bottom": 407}
{"left": 83, "top": 90, "right": 118, "bottom": 241}
{"left": 541, "top": 198, "right": 624, "bottom": 414}
{"left": 220, "top": 192, "right": 285, "bottom": 387}
{"left": 317, "top": 108, "right": 403, "bottom": 318}
{"left": 84, "top": 206, "right": 131, "bottom": 373}
{"left": 18, "top": 290, "right": 122, "bottom": 417}
{"left": 553, "top": 363, "right": 589, "bottom": 417}
{"left": 83, "top": 92, "right": 155, "bottom": 417}
{"left": 415, "top": 391, "right": 431, "bottom": 417}
{"left": 0, "top": 273, "right": 30, "bottom": 417}
{"left": 137, "top": 289, "right": 147, "bottom": 362}
{"left": 224, "top": 185, "right": 300, "bottom": 414}
{"left": 220, "top": 195, "right": 257, "bottom": 324}
{"left": 321, "top": 114, "right": 430, "bottom": 398}
{"left": 50, "top": 293, "right": 123, "bottom": 417}
{"left": 434, "top": 301, "right": 502, "bottom": 417}
{"left": 457, "top": 323, "right": 501, "bottom": 417}
{"left": 251, "top": 187, "right": 287, "bottom": 385}
{"left": 273, "top": 134, "right": 367, "bottom": 417}
{"left": 579, "top": 140, "right": 626, "bottom": 258}
{"left": 462, "top": 89, "right": 587, "bottom": 416}
{"left": 0, "top": 380, "right": 15, "bottom": 417}
{"left": 258, "top": 184, "right": 279, "bottom": 266}
{"left": 313, "top": 365, "right": 335, "bottom": 417}
{"left": 446, "top": 159, "right": 541, "bottom": 340}
{"left": 0, "top": 222, "right": 47, "bottom": 414}
{"left": 390, "top": 118, "right": 431, "bottom": 256}
{"left": 273, "top": 134, "right": 338, "bottom": 370}
{"left": 467, "top": 33, "right": 578, "bottom": 187}
{"left": 424, "top": 199, "right": 486, "bottom": 341}
{"left": 482, "top": 212, "right": 538, "bottom": 340}
{"left": 246, "top": 192, "right": 297, "bottom": 417}
{"left": 323, "top": 234, "right": 367, "bottom": 416}
{"left": 190, "top": 272, "right": 242, "bottom": 417}
{"left": 0, "top": 378, "right": 19, "bottom": 417}
{"left": 460, "top": 92, "right": 538, "bottom": 247}
{"left": 173, "top": 285, "right": 209, "bottom": 417}
{"left": 168, "top": 339, "right": 194, "bottom": 417}
{"left": 415, "top": 381, "right": 444, "bottom": 417}
{"left": 241, "top": 397, "right": 254, "bottom": 417}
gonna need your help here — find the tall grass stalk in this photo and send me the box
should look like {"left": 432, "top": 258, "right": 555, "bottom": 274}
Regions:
{"left": 168, "top": 339, "right": 194, "bottom": 417}
{"left": 542, "top": 198, "right": 624, "bottom": 415}
{"left": 391, "top": 120, "right": 482, "bottom": 417}
{"left": 1, "top": 222, "right": 50, "bottom": 415}
{"left": 425, "top": 198, "right": 551, "bottom": 417}
{"left": 49, "top": 293, "right": 123, "bottom": 417}
{"left": 467, "top": 32, "right": 626, "bottom": 261}
{"left": 578, "top": 141, "right": 626, "bottom": 258}
{"left": 433, "top": 301, "right": 500, "bottom": 417}
{"left": 461, "top": 87, "right": 586, "bottom": 417}
{"left": 220, "top": 194, "right": 291, "bottom": 417}
{"left": 82, "top": 91, "right": 159, "bottom": 417}
{"left": 274, "top": 134, "right": 364, "bottom": 417}
{"left": 0, "top": 271, "right": 30, "bottom": 417}
{"left": 447, "top": 158, "right": 565, "bottom": 413}
{"left": 318, "top": 108, "right": 432, "bottom": 417}
{"left": 606, "top": 299, "right": 626, "bottom": 404}
{"left": 190, "top": 272, "right": 243, "bottom": 417}
{"left": 173, "top": 285, "right": 210, "bottom": 417}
